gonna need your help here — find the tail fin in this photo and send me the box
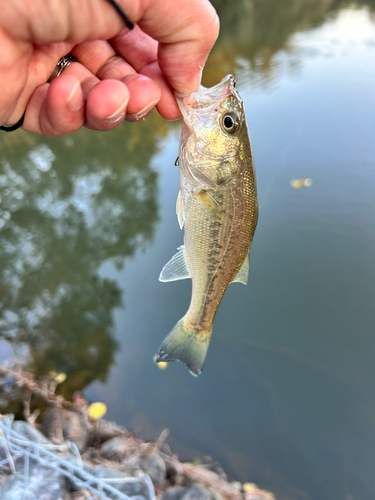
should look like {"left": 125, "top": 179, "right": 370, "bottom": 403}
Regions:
{"left": 156, "top": 318, "right": 212, "bottom": 376}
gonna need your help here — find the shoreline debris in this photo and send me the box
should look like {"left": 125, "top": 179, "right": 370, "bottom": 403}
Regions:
{"left": 0, "top": 364, "right": 274, "bottom": 500}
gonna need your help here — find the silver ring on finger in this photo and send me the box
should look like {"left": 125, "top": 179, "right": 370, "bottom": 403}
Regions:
{"left": 48, "top": 54, "right": 76, "bottom": 83}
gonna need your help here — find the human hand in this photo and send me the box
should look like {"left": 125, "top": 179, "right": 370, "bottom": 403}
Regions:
{"left": 0, "top": 0, "right": 219, "bottom": 136}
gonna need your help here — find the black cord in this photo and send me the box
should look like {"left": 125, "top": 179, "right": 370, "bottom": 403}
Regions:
{"left": 0, "top": 113, "right": 25, "bottom": 132}
{"left": 105, "top": 0, "right": 134, "bottom": 30}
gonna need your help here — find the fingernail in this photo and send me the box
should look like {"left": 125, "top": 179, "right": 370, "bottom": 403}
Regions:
{"left": 106, "top": 99, "right": 129, "bottom": 123}
{"left": 192, "top": 68, "right": 203, "bottom": 92}
{"left": 67, "top": 82, "right": 83, "bottom": 112}
{"left": 126, "top": 99, "right": 160, "bottom": 122}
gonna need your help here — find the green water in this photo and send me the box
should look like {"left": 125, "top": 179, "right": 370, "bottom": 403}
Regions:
{"left": 1, "top": 1, "right": 375, "bottom": 499}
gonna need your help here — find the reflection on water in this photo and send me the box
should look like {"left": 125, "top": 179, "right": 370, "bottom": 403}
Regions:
{"left": 205, "top": 0, "right": 375, "bottom": 87}
{"left": 1, "top": 1, "right": 375, "bottom": 500}
{"left": 0, "top": 118, "right": 162, "bottom": 409}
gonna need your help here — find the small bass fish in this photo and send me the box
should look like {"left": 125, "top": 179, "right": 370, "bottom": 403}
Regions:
{"left": 156, "top": 75, "right": 258, "bottom": 376}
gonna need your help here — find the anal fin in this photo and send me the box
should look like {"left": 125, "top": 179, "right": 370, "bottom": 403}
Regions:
{"left": 231, "top": 254, "right": 249, "bottom": 285}
{"left": 159, "top": 245, "right": 190, "bottom": 282}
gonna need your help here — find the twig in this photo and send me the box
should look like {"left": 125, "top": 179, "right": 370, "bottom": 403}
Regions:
{"left": 154, "top": 429, "right": 170, "bottom": 451}
{"left": 0, "top": 365, "right": 74, "bottom": 410}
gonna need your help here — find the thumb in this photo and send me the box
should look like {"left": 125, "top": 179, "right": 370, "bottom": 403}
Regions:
{"left": 137, "top": 0, "right": 220, "bottom": 94}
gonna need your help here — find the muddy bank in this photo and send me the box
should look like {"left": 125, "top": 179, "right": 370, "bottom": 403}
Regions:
{"left": 0, "top": 365, "right": 274, "bottom": 500}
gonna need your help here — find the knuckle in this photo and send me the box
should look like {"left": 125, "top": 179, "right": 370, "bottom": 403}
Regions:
{"left": 97, "top": 56, "right": 128, "bottom": 80}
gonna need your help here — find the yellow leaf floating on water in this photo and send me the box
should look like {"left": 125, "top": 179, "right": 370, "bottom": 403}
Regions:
{"left": 243, "top": 483, "right": 275, "bottom": 499}
{"left": 243, "top": 483, "right": 257, "bottom": 493}
{"left": 291, "top": 178, "right": 313, "bottom": 189}
{"left": 54, "top": 373, "right": 67, "bottom": 385}
{"left": 153, "top": 354, "right": 168, "bottom": 370}
{"left": 48, "top": 371, "right": 66, "bottom": 384}
{"left": 291, "top": 179, "right": 302, "bottom": 189}
{"left": 87, "top": 402, "right": 107, "bottom": 420}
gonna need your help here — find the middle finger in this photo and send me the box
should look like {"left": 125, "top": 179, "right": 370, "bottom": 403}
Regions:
{"left": 71, "top": 40, "right": 162, "bottom": 120}
{"left": 72, "top": 30, "right": 180, "bottom": 120}
{"left": 62, "top": 61, "right": 131, "bottom": 130}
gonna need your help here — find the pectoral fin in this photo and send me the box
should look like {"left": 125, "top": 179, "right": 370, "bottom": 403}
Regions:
{"left": 192, "top": 189, "right": 225, "bottom": 219}
{"left": 159, "top": 245, "right": 190, "bottom": 282}
{"left": 232, "top": 254, "right": 249, "bottom": 285}
{"left": 176, "top": 189, "right": 185, "bottom": 229}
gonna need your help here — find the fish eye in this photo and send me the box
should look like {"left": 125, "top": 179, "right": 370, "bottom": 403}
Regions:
{"left": 221, "top": 112, "right": 240, "bottom": 135}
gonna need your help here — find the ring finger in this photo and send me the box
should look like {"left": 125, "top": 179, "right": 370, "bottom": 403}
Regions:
{"left": 24, "top": 60, "right": 131, "bottom": 135}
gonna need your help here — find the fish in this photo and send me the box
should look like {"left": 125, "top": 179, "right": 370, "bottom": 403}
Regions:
{"left": 156, "top": 75, "right": 258, "bottom": 376}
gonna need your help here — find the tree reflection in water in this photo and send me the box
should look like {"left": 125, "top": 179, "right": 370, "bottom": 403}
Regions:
{"left": 0, "top": 117, "right": 163, "bottom": 410}
{"left": 206, "top": 0, "right": 375, "bottom": 87}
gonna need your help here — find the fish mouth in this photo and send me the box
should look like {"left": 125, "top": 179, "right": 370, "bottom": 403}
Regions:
{"left": 175, "top": 75, "right": 236, "bottom": 106}
{"left": 175, "top": 75, "right": 239, "bottom": 129}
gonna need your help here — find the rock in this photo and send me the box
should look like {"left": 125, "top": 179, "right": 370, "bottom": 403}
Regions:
{"left": 92, "top": 418, "right": 127, "bottom": 444}
{"left": 135, "top": 452, "right": 166, "bottom": 485}
{"left": 62, "top": 411, "right": 90, "bottom": 452}
{"left": 0, "top": 420, "right": 68, "bottom": 500}
{"left": 0, "top": 420, "right": 53, "bottom": 465}
{"left": 160, "top": 486, "right": 189, "bottom": 500}
{"left": 164, "top": 458, "right": 179, "bottom": 480}
{"left": 41, "top": 408, "right": 90, "bottom": 452}
{"left": 0, "top": 442, "right": 7, "bottom": 463}
{"left": 80, "top": 463, "right": 154, "bottom": 500}
{"left": 118, "top": 476, "right": 155, "bottom": 500}
{"left": 230, "top": 481, "right": 242, "bottom": 492}
{"left": 11, "top": 421, "right": 51, "bottom": 445}
{"left": 81, "top": 462, "right": 126, "bottom": 480}
{"left": 63, "top": 454, "right": 155, "bottom": 500}
{"left": 200, "top": 462, "right": 227, "bottom": 481}
{"left": 100, "top": 435, "right": 133, "bottom": 461}
{"left": 183, "top": 484, "right": 213, "bottom": 500}
{"left": 161, "top": 484, "right": 213, "bottom": 500}
{"left": 0, "top": 459, "right": 67, "bottom": 500}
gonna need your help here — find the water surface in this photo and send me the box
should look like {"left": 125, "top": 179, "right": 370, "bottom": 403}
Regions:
{"left": 1, "top": 2, "right": 375, "bottom": 499}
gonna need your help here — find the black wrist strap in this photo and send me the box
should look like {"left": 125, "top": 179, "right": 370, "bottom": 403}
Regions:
{"left": 0, "top": 113, "right": 25, "bottom": 132}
